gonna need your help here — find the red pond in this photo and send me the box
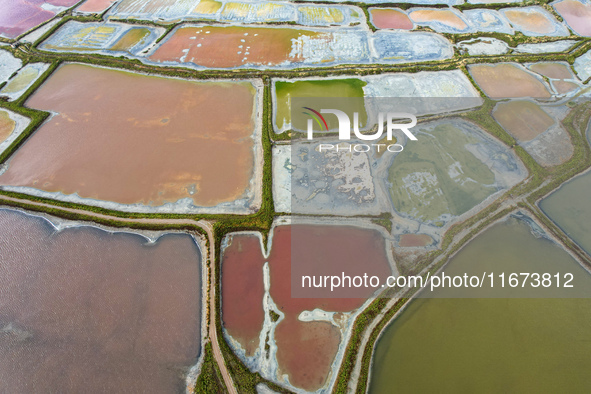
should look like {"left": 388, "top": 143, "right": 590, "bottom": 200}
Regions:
{"left": 222, "top": 224, "right": 393, "bottom": 391}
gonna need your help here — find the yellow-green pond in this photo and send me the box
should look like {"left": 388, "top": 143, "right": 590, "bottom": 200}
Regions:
{"left": 370, "top": 218, "right": 591, "bottom": 393}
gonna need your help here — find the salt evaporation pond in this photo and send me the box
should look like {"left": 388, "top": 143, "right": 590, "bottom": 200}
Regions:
{"left": 370, "top": 218, "right": 591, "bottom": 393}
{"left": 0, "top": 50, "right": 22, "bottom": 85}
{"left": 0, "top": 109, "right": 29, "bottom": 156}
{"left": 501, "top": 6, "right": 569, "bottom": 36}
{"left": 76, "top": 0, "right": 118, "bottom": 13}
{"left": 0, "top": 63, "right": 49, "bottom": 102}
{"left": 540, "top": 121, "right": 591, "bottom": 255}
{"left": 463, "top": 9, "right": 513, "bottom": 34}
{"left": 148, "top": 25, "right": 452, "bottom": 69}
{"left": 493, "top": 99, "right": 574, "bottom": 167}
{"left": 493, "top": 100, "right": 554, "bottom": 142}
{"left": 388, "top": 118, "right": 526, "bottom": 224}
{"left": 469, "top": 63, "right": 551, "bottom": 98}
{"left": 369, "top": 8, "right": 413, "bottom": 30}
{"left": 574, "top": 50, "right": 591, "bottom": 81}
{"left": 408, "top": 8, "right": 471, "bottom": 33}
{"left": 41, "top": 21, "right": 164, "bottom": 56}
{"left": 273, "top": 78, "right": 367, "bottom": 132}
{"left": 554, "top": 0, "right": 591, "bottom": 37}
{"left": 272, "top": 70, "right": 479, "bottom": 133}
{"left": 0, "top": 208, "right": 202, "bottom": 392}
{"left": 529, "top": 62, "right": 579, "bottom": 94}
{"left": 515, "top": 40, "right": 577, "bottom": 54}
{"left": 222, "top": 224, "right": 393, "bottom": 391}
{"left": 0, "top": 64, "right": 261, "bottom": 214}
{"left": 0, "top": 0, "right": 78, "bottom": 39}
{"left": 541, "top": 170, "right": 591, "bottom": 256}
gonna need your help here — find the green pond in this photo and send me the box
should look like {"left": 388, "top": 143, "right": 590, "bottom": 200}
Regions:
{"left": 539, "top": 123, "right": 591, "bottom": 256}
{"left": 369, "top": 218, "right": 591, "bottom": 393}
{"left": 274, "top": 78, "right": 366, "bottom": 132}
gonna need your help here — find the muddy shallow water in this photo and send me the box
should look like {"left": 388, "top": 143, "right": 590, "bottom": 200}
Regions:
{"left": 0, "top": 208, "right": 202, "bottom": 393}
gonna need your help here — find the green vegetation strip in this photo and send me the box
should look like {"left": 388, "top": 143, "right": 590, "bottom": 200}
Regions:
{"left": 194, "top": 342, "right": 228, "bottom": 393}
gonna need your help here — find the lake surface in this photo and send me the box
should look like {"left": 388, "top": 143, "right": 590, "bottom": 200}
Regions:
{"left": 0, "top": 209, "right": 202, "bottom": 393}
{"left": 369, "top": 218, "right": 591, "bottom": 393}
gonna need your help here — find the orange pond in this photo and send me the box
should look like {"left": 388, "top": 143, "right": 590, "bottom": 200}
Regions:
{"left": 370, "top": 8, "right": 413, "bottom": 30}
{"left": 221, "top": 225, "right": 392, "bottom": 391}
{"left": 409, "top": 9, "right": 468, "bottom": 30}
{"left": 150, "top": 25, "right": 325, "bottom": 68}
{"left": 503, "top": 9, "right": 555, "bottom": 35}
{"left": 554, "top": 0, "right": 591, "bottom": 36}
{"left": 0, "top": 64, "right": 258, "bottom": 208}
{"left": 469, "top": 63, "right": 551, "bottom": 98}
{"left": 0, "top": 208, "right": 201, "bottom": 393}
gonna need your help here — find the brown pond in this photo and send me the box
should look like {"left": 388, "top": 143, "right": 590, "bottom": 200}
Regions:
{"left": 554, "top": 0, "right": 591, "bottom": 36}
{"left": 493, "top": 100, "right": 554, "bottom": 142}
{"left": 553, "top": 80, "right": 579, "bottom": 94}
{"left": 150, "top": 25, "right": 324, "bottom": 68}
{"left": 0, "top": 64, "right": 258, "bottom": 208}
{"left": 221, "top": 224, "right": 392, "bottom": 391}
{"left": 469, "top": 63, "right": 551, "bottom": 98}
{"left": 530, "top": 62, "right": 573, "bottom": 80}
{"left": 0, "top": 208, "right": 202, "bottom": 393}
{"left": 370, "top": 8, "right": 413, "bottom": 30}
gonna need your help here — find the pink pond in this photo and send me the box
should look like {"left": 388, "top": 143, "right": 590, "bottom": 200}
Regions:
{"left": 76, "top": 0, "right": 117, "bottom": 13}
{"left": 370, "top": 8, "right": 413, "bottom": 30}
{"left": 554, "top": 0, "right": 591, "bottom": 36}
{"left": 0, "top": 0, "right": 78, "bottom": 39}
